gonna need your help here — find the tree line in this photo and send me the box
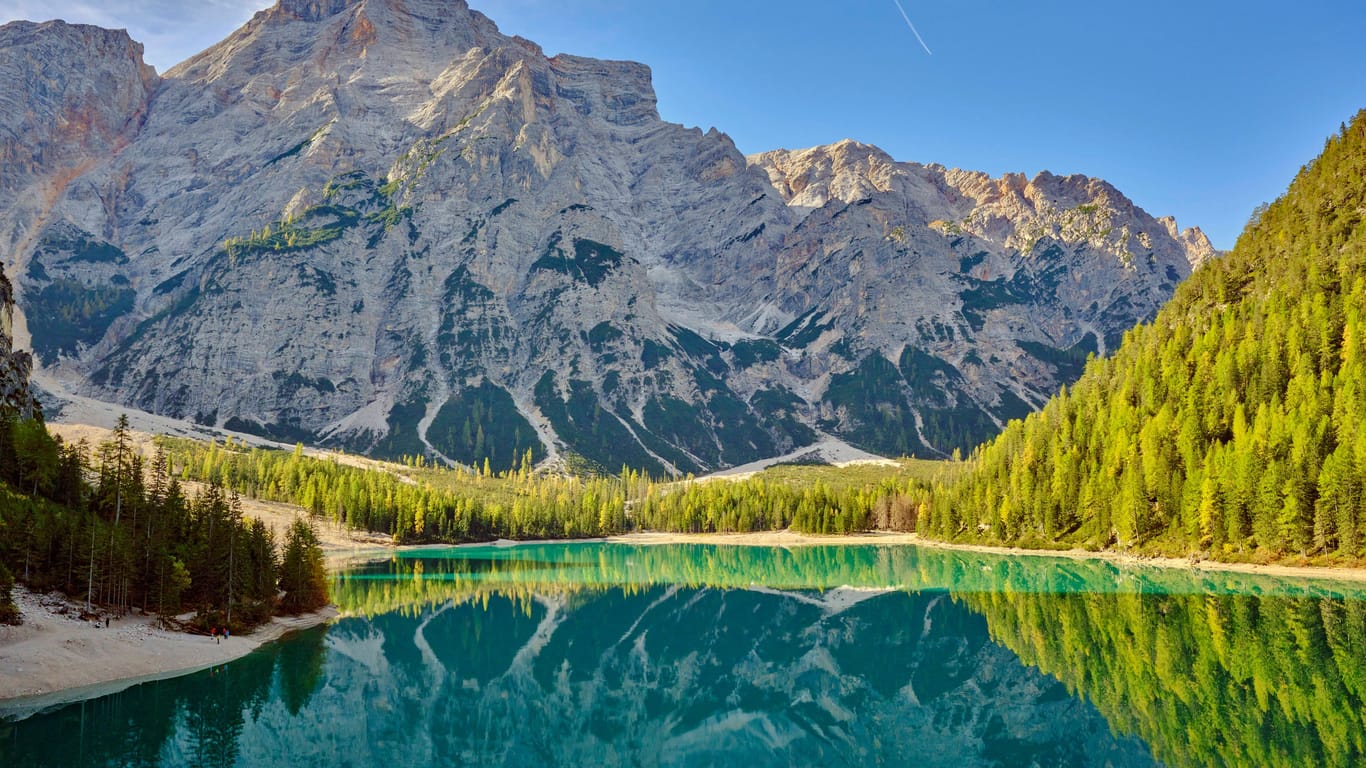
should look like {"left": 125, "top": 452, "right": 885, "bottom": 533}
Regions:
{"left": 905, "top": 111, "right": 1366, "bottom": 563}
{"left": 154, "top": 438, "right": 944, "bottom": 544}
{"left": 6, "top": 111, "right": 1363, "bottom": 590}
{"left": 158, "top": 438, "right": 631, "bottom": 542}
{"left": 0, "top": 415, "right": 328, "bottom": 630}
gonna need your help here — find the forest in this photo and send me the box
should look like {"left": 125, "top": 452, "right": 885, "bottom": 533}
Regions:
{"left": 162, "top": 113, "right": 1366, "bottom": 565}
{"left": 158, "top": 437, "right": 630, "bottom": 542}
{"left": 153, "top": 439, "right": 944, "bottom": 543}
{"left": 912, "top": 111, "right": 1366, "bottom": 563}
{"left": 0, "top": 415, "right": 328, "bottom": 631}
{"left": 4, "top": 113, "right": 1365, "bottom": 627}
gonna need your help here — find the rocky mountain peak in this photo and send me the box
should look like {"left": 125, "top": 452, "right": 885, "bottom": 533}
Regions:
{"left": 0, "top": 18, "right": 148, "bottom": 58}
{"left": 172, "top": 0, "right": 498, "bottom": 80}
{"left": 1157, "top": 216, "right": 1218, "bottom": 268}
{"left": 2, "top": 6, "right": 1217, "bottom": 472}
{"left": 0, "top": 18, "right": 158, "bottom": 294}
{"left": 269, "top": 0, "right": 475, "bottom": 24}
{"left": 0, "top": 19, "right": 157, "bottom": 144}
{"left": 748, "top": 140, "right": 902, "bottom": 210}
{"left": 0, "top": 19, "right": 157, "bottom": 105}
{"left": 272, "top": 0, "right": 362, "bottom": 22}
{"left": 548, "top": 54, "right": 659, "bottom": 126}
{"left": 751, "top": 143, "right": 1209, "bottom": 275}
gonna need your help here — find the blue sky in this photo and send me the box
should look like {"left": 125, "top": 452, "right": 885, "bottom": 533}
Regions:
{"left": 5, "top": 1, "right": 1365, "bottom": 249}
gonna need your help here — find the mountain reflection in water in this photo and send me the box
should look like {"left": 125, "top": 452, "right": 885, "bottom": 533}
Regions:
{"left": 5, "top": 543, "right": 1365, "bottom": 767}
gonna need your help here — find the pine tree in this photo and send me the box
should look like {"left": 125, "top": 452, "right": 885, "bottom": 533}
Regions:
{"left": 279, "top": 517, "right": 328, "bottom": 614}
{"left": 0, "top": 561, "right": 19, "bottom": 625}
{"left": 904, "top": 111, "right": 1366, "bottom": 562}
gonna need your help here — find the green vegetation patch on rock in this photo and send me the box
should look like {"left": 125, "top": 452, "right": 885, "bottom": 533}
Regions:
{"left": 534, "top": 371, "right": 663, "bottom": 475}
{"left": 223, "top": 417, "right": 320, "bottom": 445}
{"left": 898, "top": 346, "right": 999, "bottom": 456}
{"left": 730, "top": 339, "right": 782, "bottom": 368}
{"left": 821, "top": 353, "right": 927, "bottom": 457}
{"left": 669, "top": 325, "right": 728, "bottom": 375}
{"left": 36, "top": 227, "right": 128, "bottom": 265}
{"left": 427, "top": 381, "right": 546, "bottom": 473}
{"left": 368, "top": 393, "right": 429, "bottom": 463}
{"left": 643, "top": 396, "right": 715, "bottom": 468}
{"left": 1017, "top": 333, "right": 1098, "bottom": 382}
{"left": 749, "top": 386, "right": 817, "bottom": 450}
{"left": 956, "top": 259, "right": 1067, "bottom": 332}
{"left": 776, "top": 309, "right": 834, "bottom": 348}
{"left": 530, "top": 235, "right": 626, "bottom": 288}
{"left": 23, "top": 279, "right": 135, "bottom": 364}
{"left": 223, "top": 171, "right": 411, "bottom": 260}
{"left": 640, "top": 339, "right": 673, "bottom": 370}
{"left": 437, "top": 267, "right": 508, "bottom": 376}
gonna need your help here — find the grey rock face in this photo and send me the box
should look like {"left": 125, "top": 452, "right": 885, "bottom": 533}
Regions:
{"left": 0, "top": 268, "right": 40, "bottom": 419}
{"left": 0, "top": 20, "right": 157, "bottom": 285}
{"left": 0, "top": 0, "right": 1214, "bottom": 471}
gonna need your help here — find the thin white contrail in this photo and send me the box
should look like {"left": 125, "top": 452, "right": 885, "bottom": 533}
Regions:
{"left": 891, "top": 0, "right": 933, "bottom": 55}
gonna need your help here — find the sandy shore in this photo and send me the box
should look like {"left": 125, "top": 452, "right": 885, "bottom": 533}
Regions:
{"left": 0, "top": 428, "right": 388, "bottom": 719}
{"left": 0, "top": 425, "right": 388, "bottom": 719}
{"left": 0, "top": 588, "right": 336, "bottom": 719}
{"left": 6, "top": 525, "right": 1365, "bottom": 718}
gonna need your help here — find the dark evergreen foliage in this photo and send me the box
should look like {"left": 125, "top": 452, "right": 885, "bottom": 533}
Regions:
{"left": 280, "top": 518, "right": 327, "bottom": 614}
{"left": 910, "top": 112, "right": 1366, "bottom": 562}
{"left": 24, "top": 279, "right": 135, "bottom": 364}
{"left": 427, "top": 381, "right": 546, "bottom": 472}
{"left": 0, "top": 415, "right": 303, "bottom": 631}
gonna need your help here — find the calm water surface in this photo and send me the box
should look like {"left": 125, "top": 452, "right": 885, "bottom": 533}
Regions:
{"left": 4, "top": 543, "right": 1366, "bottom": 767}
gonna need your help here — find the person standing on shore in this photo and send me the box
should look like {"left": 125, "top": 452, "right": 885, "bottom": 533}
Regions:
{"left": 212, "top": 626, "right": 219, "bottom": 644}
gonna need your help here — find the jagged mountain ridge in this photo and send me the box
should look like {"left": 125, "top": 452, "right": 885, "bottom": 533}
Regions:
{"left": 1, "top": 0, "right": 1214, "bottom": 473}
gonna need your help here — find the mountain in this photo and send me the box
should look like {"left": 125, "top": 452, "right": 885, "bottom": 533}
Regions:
{"left": 918, "top": 112, "right": 1366, "bottom": 560}
{"left": 0, "top": 267, "right": 40, "bottom": 419}
{"left": 0, "top": 0, "right": 1212, "bottom": 474}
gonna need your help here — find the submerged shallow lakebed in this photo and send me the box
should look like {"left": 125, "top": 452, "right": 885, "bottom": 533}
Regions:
{"left": 4, "top": 542, "right": 1366, "bottom": 766}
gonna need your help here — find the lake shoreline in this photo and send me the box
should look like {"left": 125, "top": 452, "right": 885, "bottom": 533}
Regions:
{"left": 0, "top": 588, "right": 336, "bottom": 721}
{"left": 334, "top": 528, "right": 1366, "bottom": 584}
{"left": 606, "top": 530, "right": 1366, "bottom": 583}
{"left": 7, "top": 527, "right": 1365, "bottom": 718}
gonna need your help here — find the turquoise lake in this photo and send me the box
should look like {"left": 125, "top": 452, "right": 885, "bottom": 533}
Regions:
{"left": 4, "top": 542, "right": 1366, "bottom": 766}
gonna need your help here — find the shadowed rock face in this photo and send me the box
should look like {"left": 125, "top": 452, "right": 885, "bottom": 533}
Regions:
{"left": 0, "top": 268, "right": 40, "bottom": 420}
{"left": 0, "top": 0, "right": 1213, "bottom": 471}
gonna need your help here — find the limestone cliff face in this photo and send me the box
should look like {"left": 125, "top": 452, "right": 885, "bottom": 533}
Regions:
{"left": 0, "top": 21, "right": 157, "bottom": 296}
{"left": 0, "top": 268, "right": 40, "bottom": 419}
{"left": 747, "top": 141, "right": 1216, "bottom": 455}
{"left": 0, "top": 0, "right": 1214, "bottom": 471}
